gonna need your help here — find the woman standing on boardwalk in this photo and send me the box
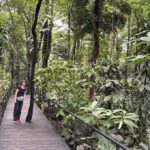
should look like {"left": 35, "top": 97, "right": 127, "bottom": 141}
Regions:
{"left": 13, "top": 80, "right": 26, "bottom": 123}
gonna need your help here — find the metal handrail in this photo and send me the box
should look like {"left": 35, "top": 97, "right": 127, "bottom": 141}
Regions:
{"left": 38, "top": 93, "right": 129, "bottom": 150}
{"left": 0, "top": 86, "right": 12, "bottom": 122}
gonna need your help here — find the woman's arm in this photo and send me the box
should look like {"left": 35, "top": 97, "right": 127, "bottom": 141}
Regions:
{"left": 14, "top": 88, "right": 19, "bottom": 103}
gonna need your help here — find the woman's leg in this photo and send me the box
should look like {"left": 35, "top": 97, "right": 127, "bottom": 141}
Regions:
{"left": 17, "top": 101, "right": 23, "bottom": 120}
{"left": 13, "top": 101, "right": 19, "bottom": 121}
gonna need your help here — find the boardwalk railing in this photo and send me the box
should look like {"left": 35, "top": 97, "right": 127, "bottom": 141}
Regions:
{"left": 0, "top": 86, "right": 12, "bottom": 123}
{"left": 37, "top": 92, "right": 129, "bottom": 150}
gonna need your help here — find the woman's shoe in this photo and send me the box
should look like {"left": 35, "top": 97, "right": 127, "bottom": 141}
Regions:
{"left": 15, "top": 120, "right": 20, "bottom": 123}
{"left": 18, "top": 120, "right": 22, "bottom": 123}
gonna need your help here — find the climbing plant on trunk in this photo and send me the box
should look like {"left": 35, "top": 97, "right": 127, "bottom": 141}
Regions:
{"left": 41, "top": 0, "right": 54, "bottom": 68}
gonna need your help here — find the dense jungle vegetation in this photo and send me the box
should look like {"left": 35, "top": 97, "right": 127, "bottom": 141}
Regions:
{"left": 0, "top": 0, "right": 150, "bottom": 149}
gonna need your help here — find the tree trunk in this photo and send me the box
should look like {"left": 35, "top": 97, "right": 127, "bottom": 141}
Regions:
{"left": 72, "top": 26, "right": 81, "bottom": 61}
{"left": 0, "top": 49, "right": 2, "bottom": 65}
{"left": 8, "top": 9, "right": 19, "bottom": 83}
{"left": 26, "top": 0, "right": 43, "bottom": 123}
{"left": 72, "top": 31, "right": 77, "bottom": 61}
{"left": 27, "top": 63, "right": 31, "bottom": 94}
{"left": 68, "top": 5, "right": 71, "bottom": 58}
{"left": 45, "top": 0, "right": 49, "bottom": 14}
{"left": 108, "top": 32, "right": 116, "bottom": 60}
{"left": 124, "top": 17, "right": 131, "bottom": 84}
{"left": 88, "top": 0, "right": 104, "bottom": 100}
{"left": 21, "top": 18, "right": 33, "bottom": 88}
{"left": 10, "top": 52, "right": 14, "bottom": 81}
{"left": 123, "top": 16, "right": 131, "bottom": 109}
{"left": 20, "top": 13, "right": 30, "bottom": 39}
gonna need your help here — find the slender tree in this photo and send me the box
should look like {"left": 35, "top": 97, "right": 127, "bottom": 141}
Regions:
{"left": 8, "top": 8, "right": 20, "bottom": 83}
{"left": 26, "top": 0, "right": 43, "bottom": 123}
{"left": 89, "top": 0, "right": 104, "bottom": 99}
{"left": 68, "top": 4, "right": 71, "bottom": 58}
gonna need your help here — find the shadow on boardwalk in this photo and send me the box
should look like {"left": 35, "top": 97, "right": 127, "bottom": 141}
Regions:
{"left": 0, "top": 95, "right": 70, "bottom": 150}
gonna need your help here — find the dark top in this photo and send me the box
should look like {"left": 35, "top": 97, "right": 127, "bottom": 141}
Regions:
{"left": 17, "top": 86, "right": 26, "bottom": 97}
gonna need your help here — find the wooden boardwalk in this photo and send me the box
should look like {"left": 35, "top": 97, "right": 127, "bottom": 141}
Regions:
{"left": 0, "top": 95, "right": 70, "bottom": 150}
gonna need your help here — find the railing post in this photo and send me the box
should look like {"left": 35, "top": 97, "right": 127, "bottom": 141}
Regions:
{"left": 0, "top": 104, "right": 2, "bottom": 123}
{"left": 73, "top": 120, "right": 77, "bottom": 150}
{"left": 1, "top": 97, "right": 4, "bottom": 118}
{"left": 36, "top": 88, "right": 39, "bottom": 100}
{"left": 1, "top": 101, "right": 4, "bottom": 117}
{"left": 40, "top": 89, "right": 43, "bottom": 102}
{"left": 116, "top": 145, "right": 120, "bottom": 150}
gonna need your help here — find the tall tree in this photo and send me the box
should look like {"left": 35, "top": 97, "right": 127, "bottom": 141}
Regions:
{"left": 89, "top": 0, "right": 104, "bottom": 99}
{"left": 67, "top": 4, "right": 71, "bottom": 58}
{"left": 26, "top": 0, "right": 43, "bottom": 123}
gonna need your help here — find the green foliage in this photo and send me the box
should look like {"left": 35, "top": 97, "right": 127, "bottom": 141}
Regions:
{"left": 128, "top": 54, "right": 150, "bottom": 64}
{"left": 35, "top": 56, "right": 140, "bottom": 148}
{"left": 0, "top": 66, "right": 11, "bottom": 98}
{"left": 35, "top": 57, "right": 98, "bottom": 111}
{"left": 95, "top": 135, "right": 116, "bottom": 150}
{"left": 81, "top": 101, "right": 138, "bottom": 132}
{"left": 1, "top": 0, "right": 150, "bottom": 149}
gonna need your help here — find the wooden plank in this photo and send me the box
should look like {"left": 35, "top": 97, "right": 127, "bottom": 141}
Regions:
{"left": 0, "top": 95, "right": 70, "bottom": 150}
{"left": 0, "top": 105, "right": 2, "bottom": 112}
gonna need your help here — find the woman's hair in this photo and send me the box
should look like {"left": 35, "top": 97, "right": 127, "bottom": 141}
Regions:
{"left": 20, "top": 80, "right": 26, "bottom": 86}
